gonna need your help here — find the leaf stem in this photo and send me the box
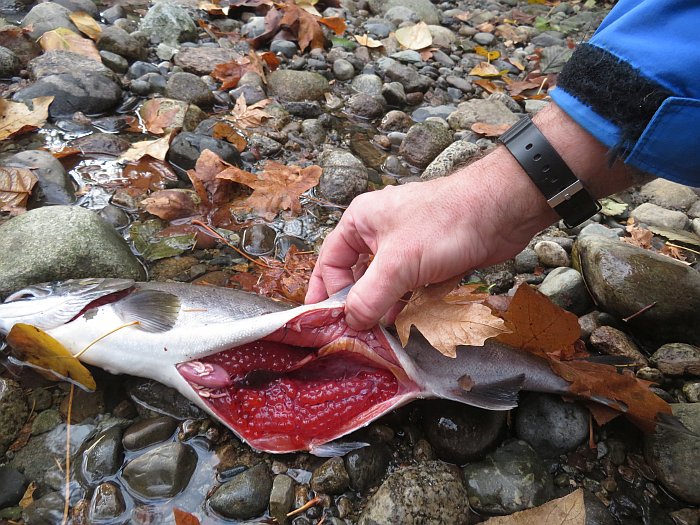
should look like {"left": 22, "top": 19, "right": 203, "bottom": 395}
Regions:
{"left": 191, "top": 219, "right": 272, "bottom": 268}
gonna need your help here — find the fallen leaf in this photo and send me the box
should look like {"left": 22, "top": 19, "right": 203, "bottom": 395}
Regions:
{"left": 118, "top": 133, "right": 172, "bottom": 162}
{"left": 217, "top": 161, "right": 321, "bottom": 220}
{"left": 138, "top": 99, "right": 183, "bottom": 135}
{"left": 469, "top": 61, "right": 503, "bottom": 77}
{"left": 473, "top": 79, "right": 504, "bottom": 94}
{"left": 0, "top": 96, "right": 53, "bottom": 140}
{"left": 38, "top": 27, "right": 101, "bottom": 61}
{"left": 355, "top": 34, "right": 383, "bottom": 48}
{"left": 483, "top": 489, "right": 584, "bottom": 525}
{"left": 225, "top": 96, "right": 272, "bottom": 129}
{"left": 143, "top": 189, "right": 201, "bottom": 221}
{"left": 474, "top": 45, "right": 500, "bottom": 61}
{"left": 210, "top": 120, "right": 248, "bottom": 152}
{"left": 121, "top": 155, "right": 179, "bottom": 192}
{"left": 130, "top": 219, "right": 198, "bottom": 261}
{"left": 471, "top": 122, "right": 511, "bottom": 137}
{"left": 19, "top": 482, "right": 36, "bottom": 509}
{"left": 198, "top": 1, "right": 229, "bottom": 15}
{"left": 506, "top": 80, "right": 541, "bottom": 96}
{"left": 624, "top": 222, "right": 653, "bottom": 249}
{"left": 69, "top": 11, "right": 102, "bottom": 40}
{"left": 174, "top": 508, "right": 200, "bottom": 525}
{"left": 318, "top": 17, "right": 346, "bottom": 35}
{"left": 0, "top": 167, "right": 38, "bottom": 211}
{"left": 6, "top": 323, "right": 96, "bottom": 391}
{"left": 297, "top": 0, "right": 321, "bottom": 16}
{"left": 212, "top": 60, "right": 246, "bottom": 90}
{"left": 659, "top": 243, "right": 687, "bottom": 262}
{"left": 279, "top": 2, "right": 325, "bottom": 52}
{"left": 187, "top": 149, "right": 243, "bottom": 209}
{"left": 395, "top": 21, "right": 433, "bottom": 50}
{"left": 395, "top": 279, "right": 510, "bottom": 358}
{"left": 508, "top": 57, "right": 525, "bottom": 71}
{"left": 495, "top": 23, "right": 528, "bottom": 44}
{"left": 647, "top": 225, "right": 700, "bottom": 248}
{"left": 598, "top": 197, "right": 628, "bottom": 217}
{"left": 537, "top": 45, "right": 573, "bottom": 74}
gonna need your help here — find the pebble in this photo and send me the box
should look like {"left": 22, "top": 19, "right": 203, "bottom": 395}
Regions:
{"left": 269, "top": 474, "right": 295, "bottom": 525}
{"left": 380, "top": 58, "right": 433, "bottom": 93}
{"left": 399, "top": 121, "right": 453, "bottom": 168}
{"left": 99, "top": 50, "right": 129, "bottom": 74}
{"left": 578, "top": 223, "right": 622, "bottom": 240}
{"left": 447, "top": 97, "right": 519, "bottom": 130}
{"left": 381, "top": 81, "right": 407, "bottom": 106}
{"left": 89, "top": 482, "right": 126, "bottom": 522}
{"left": 97, "top": 26, "right": 145, "bottom": 60}
{"left": 267, "top": 70, "right": 330, "bottom": 101}
{"left": 379, "top": 110, "right": 413, "bottom": 132}
{"left": 209, "top": 463, "right": 273, "bottom": 519}
{"left": 683, "top": 382, "right": 700, "bottom": 402}
{"left": 0, "top": 46, "right": 19, "bottom": 77}
{"left": 30, "top": 409, "right": 62, "bottom": 435}
{"left": 514, "top": 394, "right": 589, "bottom": 457}
{"left": 538, "top": 267, "right": 591, "bottom": 315}
{"left": 79, "top": 426, "right": 124, "bottom": 486}
{"left": 514, "top": 247, "right": 539, "bottom": 273}
{"left": 319, "top": 148, "right": 369, "bottom": 204}
{"left": 122, "top": 442, "right": 198, "bottom": 499}
{"left": 534, "top": 240, "right": 570, "bottom": 267}
{"left": 139, "top": 2, "right": 197, "bottom": 46}
{"left": 333, "top": 58, "right": 355, "bottom": 80}
{"left": 311, "top": 457, "right": 350, "bottom": 495}
{"left": 589, "top": 326, "right": 649, "bottom": 366}
{"left": 640, "top": 179, "right": 699, "bottom": 210}
{"left": 385, "top": 6, "right": 419, "bottom": 25}
{"left": 630, "top": 202, "right": 689, "bottom": 230}
{"left": 271, "top": 39, "right": 298, "bottom": 58}
{"left": 474, "top": 32, "right": 495, "bottom": 45}
{"left": 351, "top": 74, "right": 384, "bottom": 96}
{"left": 650, "top": 343, "right": 700, "bottom": 377}
{"left": 165, "top": 72, "right": 215, "bottom": 107}
{"left": 579, "top": 310, "right": 603, "bottom": 340}
{"left": 344, "top": 444, "right": 391, "bottom": 492}
{"left": 166, "top": 132, "right": 241, "bottom": 173}
{"left": 101, "top": 5, "right": 125, "bottom": 24}
{"left": 173, "top": 47, "right": 242, "bottom": 76}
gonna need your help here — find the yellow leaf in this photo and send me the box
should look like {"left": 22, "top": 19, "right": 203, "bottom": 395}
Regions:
{"left": 469, "top": 61, "right": 502, "bottom": 77}
{"left": 19, "top": 482, "right": 36, "bottom": 509}
{"left": 483, "top": 489, "right": 585, "bottom": 525}
{"left": 38, "top": 27, "right": 101, "bottom": 61}
{"left": 7, "top": 323, "right": 97, "bottom": 391}
{"left": 0, "top": 96, "right": 53, "bottom": 141}
{"left": 69, "top": 11, "right": 102, "bottom": 40}
{"left": 395, "top": 21, "right": 433, "bottom": 50}
{"left": 118, "top": 133, "right": 172, "bottom": 162}
{"left": 0, "top": 166, "right": 38, "bottom": 210}
{"left": 355, "top": 34, "right": 383, "bottom": 48}
{"left": 474, "top": 45, "right": 500, "bottom": 61}
{"left": 508, "top": 57, "right": 525, "bottom": 71}
{"left": 395, "top": 279, "right": 510, "bottom": 358}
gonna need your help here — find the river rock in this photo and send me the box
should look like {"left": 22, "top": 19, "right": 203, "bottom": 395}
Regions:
{"left": 400, "top": 121, "right": 453, "bottom": 168}
{"left": 382, "top": 81, "right": 407, "bottom": 106}
{"left": 347, "top": 93, "right": 386, "bottom": 118}
{"left": 0, "top": 466, "right": 27, "bottom": 509}
{"left": 79, "top": 426, "right": 124, "bottom": 486}
{"left": 139, "top": 98, "right": 206, "bottom": 133}
{"left": 267, "top": 70, "right": 329, "bottom": 101}
{"left": 0, "top": 206, "right": 144, "bottom": 298}
{"left": 0, "top": 45, "right": 19, "bottom": 76}
{"left": 311, "top": 457, "right": 350, "bottom": 495}
{"left": 344, "top": 444, "right": 391, "bottom": 492}
{"left": 126, "top": 378, "right": 202, "bottom": 420}
{"left": 573, "top": 235, "right": 700, "bottom": 345}
{"left": 333, "top": 58, "right": 355, "bottom": 80}
{"left": 463, "top": 440, "right": 554, "bottom": 515}
{"left": 209, "top": 463, "right": 273, "bottom": 519}
{"left": 269, "top": 474, "right": 295, "bottom": 525}
{"left": 421, "top": 401, "right": 505, "bottom": 464}
{"left": 447, "top": 97, "right": 519, "bottom": 131}
{"left": 629, "top": 202, "right": 689, "bottom": 230}
{"left": 31, "top": 409, "right": 62, "bottom": 435}
{"left": 650, "top": 343, "right": 700, "bottom": 377}
{"left": 589, "top": 326, "right": 649, "bottom": 366}
{"left": 28, "top": 50, "right": 113, "bottom": 80}
{"left": 89, "top": 482, "right": 126, "bottom": 522}
{"left": 22, "top": 492, "right": 65, "bottom": 525}
{"left": 0, "top": 379, "right": 28, "bottom": 457}
{"left": 165, "top": 72, "right": 215, "bottom": 107}
{"left": 122, "top": 416, "right": 179, "bottom": 450}
{"left": 352, "top": 74, "right": 384, "bottom": 96}
{"left": 21, "top": 2, "right": 77, "bottom": 39}
{"left": 578, "top": 223, "right": 622, "bottom": 240}
{"left": 358, "top": 461, "right": 469, "bottom": 525}
{"left": 380, "top": 58, "right": 433, "bottom": 93}
{"left": 538, "top": 267, "right": 591, "bottom": 315}
{"left": 420, "top": 140, "right": 480, "bottom": 180}
{"left": 368, "top": 0, "right": 440, "bottom": 24}
{"left": 639, "top": 179, "right": 699, "bottom": 210}
{"left": 174, "top": 46, "right": 242, "bottom": 75}
{"left": 514, "top": 393, "right": 588, "bottom": 457}
{"left": 644, "top": 403, "right": 700, "bottom": 504}
{"left": 14, "top": 72, "right": 122, "bottom": 118}
{"left": 122, "top": 442, "right": 197, "bottom": 499}
{"left": 5, "top": 149, "right": 75, "bottom": 206}
{"left": 534, "top": 240, "right": 570, "bottom": 267}
{"left": 166, "top": 131, "right": 241, "bottom": 173}
{"left": 139, "top": 2, "right": 197, "bottom": 45}
{"left": 97, "top": 26, "right": 146, "bottom": 60}
{"left": 319, "top": 148, "right": 368, "bottom": 204}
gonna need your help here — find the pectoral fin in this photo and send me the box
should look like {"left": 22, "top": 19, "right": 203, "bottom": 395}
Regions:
{"left": 449, "top": 374, "right": 526, "bottom": 410}
{"left": 114, "top": 290, "right": 181, "bottom": 332}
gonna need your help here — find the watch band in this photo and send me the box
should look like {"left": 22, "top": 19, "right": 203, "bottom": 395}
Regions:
{"left": 498, "top": 115, "right": 601, "bottom": 228}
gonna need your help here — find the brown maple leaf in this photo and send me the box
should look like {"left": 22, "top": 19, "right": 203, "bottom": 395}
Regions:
{"left": 625, "top": 221, "right": 653, "bottom": 249}
{"left": 483, "top": 489, "right": 584, "bottom": 525}
{"left": 138, "top": 99, "right": 182, "bottom": 135}
{"left": 142, "top": 189, "right": 201, "bottom": 221}
{"left": 0, "top": 97, "right": 53, "bottom": 141}
{"left": 0, "top": 166, "right": 38, "bottom": 211}
{"left": 279, "top": 3, "right": 325, "bottom": 51}
{"left": 217, "top": 161, "right": 321, "bottom": 220}
{"left": 225, "top": 96, "right": 272, "bottom": 129}
{"left": 187, "top": 149, "right": 244, "bottom": 209}
{"left": 395, "top": 278, "right": 510, "bottom": 358}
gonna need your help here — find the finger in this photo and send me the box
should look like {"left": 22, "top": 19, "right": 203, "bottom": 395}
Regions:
{"left": 381, "top": 292, "right": 413, "bottom": 325}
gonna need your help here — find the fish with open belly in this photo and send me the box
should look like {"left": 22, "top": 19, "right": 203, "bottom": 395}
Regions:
{"left": 0, "top": 278, "right": 681, "bottom": 454}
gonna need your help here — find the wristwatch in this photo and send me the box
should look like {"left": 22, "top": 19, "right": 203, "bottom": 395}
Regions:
{"left": 498, "top": 115, "right": 601, "bottom": 228}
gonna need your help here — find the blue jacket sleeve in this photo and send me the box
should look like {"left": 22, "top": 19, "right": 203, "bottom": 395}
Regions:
{"left": 550, "top": 0, "right": 700, "bottom": 186}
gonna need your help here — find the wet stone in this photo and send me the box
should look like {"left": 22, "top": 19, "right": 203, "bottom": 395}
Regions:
{"left": 359, "top": 461, "right": 469, "bottom": 525}
{"left": 399, "top": 121, "right": 453, "bottom": 168}
{"left": 311, "top": 457, "right": 350, "bottom": 495}
{"left": 166, "top": 72, "right": 215, "bottom": 108}
{"left": 97, "top": 26, "right": 145, "bottom": 61}
{"left": 381, "top": 81, "right": 407, "bottom": 106}
{"left": 650, "top": 343, "right": 700, "bottom": 377}
{"left": 0, "top": 466, "right": 27, "bottom": 509}
{"left": 0, "top": 379, "right": 29, "bottom": 456}
{"left": 538, "top": 267, "right": 591, "bottom": 315}
{"left": 209, "top": 463, "right": 273, "bottom": 519}
{"left": 121, "top": 417, "right": 177, "bottom": 451}
{"left": 344, "top": 444, "right": 391, "bottom": 492}
{"left": 515, "top": 393, "right": 588, "bottom": 457}
{"left": 127, "top": 60, "right": 159, "bottom": 79}
{"left": 31, "top": 409, "right": 62, "bottom": 435}
{"left": 319, "top": 149, "right": 368, "bottom": 205}
{"left": 166, "top": 132, "right": 241, "bottom": 173}
{"left": 89, "top": 482, "right": 126, "bottom": 522}
{"left": 578, "top": 223, "right": 622, "bottom": 240}
{"left": 6, "top": 149, "right": 75, "bottom": 206}
{"left": 79, "top": 426, "right": 124, "bottom": 486}
{"left": 122, "top": 442, "right": 197, "bottom": 499}
{"left": 269, "top": 474, "right": 295, "bottom": 525}
{"left": 381, "top": 58, "right": 433, "bottom": 93}
{"left": 127, "top": 378, "right": 203, "bottom": 420}
{"left": 22, "top": 492, "right": 65, "bottom": 525}
{"left": 271, "top": 39, "right": 297, "bottom": 58}
{"left": 242, "top": 223, "right": 277, "bottom": 256}
{"left": 379, "top": 110, "right": 413, "bottom": 132}
{"left": 589, "top": 326, "right": 649, "bottom": 366}
{"left": 421, "top": 401, "right": 505, "bottom": 464}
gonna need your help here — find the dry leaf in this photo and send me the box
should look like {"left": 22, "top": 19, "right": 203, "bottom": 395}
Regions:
{"left": 69, "top": 11, "right": 102, "bottom": 40}
{"left": 355, "top": 34, "right": 383, "bottom": 48}
{"left": 7, "top": 323, "right": 97, "bottom": 391}
{"left": 507, "top": 80, "right": 541, "bottom": 97}
{"left": 138, "top": 99, "right": 182, "bottom": 135}
{"left": 395, "top": 21, "right": 433, "bottom": 50}
{"left": 217, "top": 161, "right": 321, "bottom": 220}
{"left": 0, "top": 96, "right": 53, "bottom": 140}
{"left": 0, "top": 167, "right": 38, "bottom": 210}
{"left": 474, "top": 45, "right": 500, "bottom": 61}
{"left": 508, "top": 57, "right": 525, "bottom": 71}
{"left": 278, "top": 2, "right": 325, "bottom": 52}
{"left": 118, "top": 133, "right": 172, "bottom": 162}
{"left": 38, "top": 27, "right": 101, "bottom": 61}
{"left": 395, "top": 279, "right": 510, "bottom": 358}
{"left": 483, "top": 489, "right": 585, "bottom": 525}
{"left": 142, "top": 189, "right": 201, "bottom": 221}
{"left": 173, "top": 508, "right": 201, "bottom": 525}
{"left": 225, "top": 96, "right": 272, "bottom": 129}
{"left": 471, "top": 122, "right": 511, "bottom": 137}
{"left": 624, "top": 222, "right": 653, "bottom": 249}
{"left": 198, "top": 1, "right": 230, "bottom": 15}
{"left": 469, "top": 62, "right": 503, "bottom": 77}
{"left": 473, "top": 79, "right": 504, "bottom": 94}
{"left": 318, "top": 17, "right": 347, "bottom": 35}
{"left": 210, "top": 120, "right": 248, "bottom": 152}
{"left": 19, "top": 482, "right": 36, "bottom": 509}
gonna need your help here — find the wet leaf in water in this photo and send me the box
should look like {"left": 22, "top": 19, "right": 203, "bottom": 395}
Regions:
{"left": 210, "top": 120, "right": 248, "bottom": 152}
{"left": 173, "top": 508, "right": 200, "bottom": 525}
{"left": 0, "top": 96, "right": 53, "bottom": 140}
{"left": 38, "top": 28, "right": 101, "bottom": 61}
{"left": 142, "top": 189, "right": 201, "bottom": 221}
{"left": 69, "top": 11, "right": 102, "bottom": 40}
{"left": 118, "top": 133, "right": 173, "bottom": 162}
{"left": 130, "top": 219, "right": 197, "bottom": 261}
{"left": 187, "top": 149, "right": 244, "bottom": 210}
{"left": 18, "top": 482, "right": 36, "bottom": 509}
{"left": 0, "top": 166, "right": 38, "bottom": 211}
{"left": 483, "top": 489, "right": 584, "bottom": 524}
{"left": 6, "top": 323, "right": 96, "bottom": 391}
{"left": 225, "top": 96, "right": 272, "bottom": 129}
{"left": 217, "top": 161, "right": 321, "bottom": 221}
{"left": 395, "top": 22, "right": 433, "bottom": 50}
{"left": 138, "top": 99, "right": 183, "bottom": 135}
{"left": 122, "top": 155, "right": 179, "bottom": 192}
{"left": 395, "top": 278, "right": 510, "bottom": 358}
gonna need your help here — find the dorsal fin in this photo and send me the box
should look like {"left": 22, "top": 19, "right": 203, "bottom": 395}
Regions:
{"left": 114, "top": 290, "right": 181, "bottom": 332}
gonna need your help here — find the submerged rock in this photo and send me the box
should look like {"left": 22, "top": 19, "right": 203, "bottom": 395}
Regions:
{"left": 122, "top": 416, "right": 179, "bottom": 451}
{"left": 122, "top": 442, "right": 198, "bottom": 499}
{"left": 209, "top": 463, "right": 273, "bottom": 519}
{"left": 89, "top": 482, "right": 126, "bottom": 522}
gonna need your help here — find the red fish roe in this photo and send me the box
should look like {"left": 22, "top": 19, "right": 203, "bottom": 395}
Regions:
{"left": 183, "top": 341, "right": 399, "bottom": 450}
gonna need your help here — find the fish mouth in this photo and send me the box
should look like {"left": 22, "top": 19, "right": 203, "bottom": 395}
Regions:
{"left": 176, "top": 307, "right": 420, "bottom": 453}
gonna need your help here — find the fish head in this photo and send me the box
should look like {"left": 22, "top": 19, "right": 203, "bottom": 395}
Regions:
{"left": 0, "top": 278, "right": 135, "bottom": 335}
